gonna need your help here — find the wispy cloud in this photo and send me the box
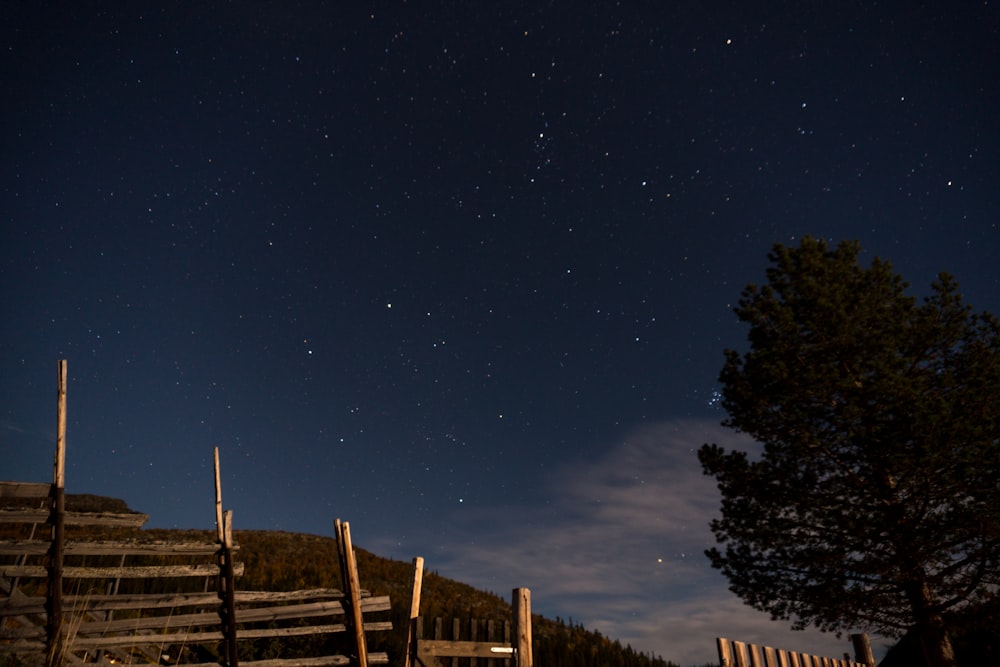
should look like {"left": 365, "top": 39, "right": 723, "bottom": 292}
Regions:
{"left": 382, "top": 419, "right": 871, "bottom": 666}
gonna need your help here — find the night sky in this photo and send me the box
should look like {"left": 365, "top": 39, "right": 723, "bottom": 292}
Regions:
{"left": 2, "top": 2, "right": 998, "bottom": 664}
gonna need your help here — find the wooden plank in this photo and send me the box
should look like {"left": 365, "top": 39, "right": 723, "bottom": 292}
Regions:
{"left": 470, "top": 617, "right": 478, "bottom": 667}
{"left": 0, "top": 637, "right": 45, "bottom": 651}
{"left": 2, "top": 591, "right": 220, "bottom": 616}
{"left": 718, "top": 639, "right": 735, "bottom": 667}
{"left": 3, "top": 562, "right": 244, "bottom": 578}
{"left": 0, "top": 481, "right": 51, "bottom": 498}
{"left": 0, "top": 508, "right": 148, "bottom": 527}
{"left": 233, "top": 652, "right": 388, "bottom": 667}
{"left": 65, "top": 618, "right": 390, "bottom": 649}
{"left": 235, "top": 658, "right": 351, "bottom": 667}
{"left": 229, "top": 599, "right": 348, "bottom": 624}
{"left": 234, "top": 588, "right": 347, "bottom": 602}
{"left": 0, "top": 587, "right": 357, "bottom": 618}
{"left": 70, "top": 630, "right": 225, "bottom": 648}
{"left": 418, "top": 640, "right": 513, "bottom": 659}
{"left": 0, "top": 625, "right": 46, "bottom": 640}
{"left": 0, "top": 539, "right": 230, "bottom": 557}
{"left": 732, "top": 641, "right": 750, "bottom": 667}
{"left": 74, "top": 609, "right": 224, "bottom": 634}
{"left": 235, "top": 622, "right": 391, "bottom": 640}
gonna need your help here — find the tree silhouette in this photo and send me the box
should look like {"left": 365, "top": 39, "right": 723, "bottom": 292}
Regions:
{"left": 699, "top": 238, "right": 1000, "bottom": 667}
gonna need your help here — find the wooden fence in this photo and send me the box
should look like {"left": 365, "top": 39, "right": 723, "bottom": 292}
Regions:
{"left": 716, "top": 635, "right": 876, "bottom": 667}
{"left": 0, "top": 479, "right": 392, "bottom": 667}
{"left": 1, "top": 361, "right": 395, "bottom": 667}
{"left": 400, "top": 557, "right": 532, "bottom": 667}
{"left": 412, "top": 607, "right": 526, "bottom": 667}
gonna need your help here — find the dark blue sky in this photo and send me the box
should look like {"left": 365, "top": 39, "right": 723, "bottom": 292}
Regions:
{"left": 2, "top": 2, "right": 998, "bottom": 664}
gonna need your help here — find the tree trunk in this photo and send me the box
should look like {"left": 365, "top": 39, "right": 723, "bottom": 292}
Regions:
{"left": 919, "top": 624, "right": 957, "bottom": 667}
{"left": 906, "top": 577, "right": 958, "bottom": 667}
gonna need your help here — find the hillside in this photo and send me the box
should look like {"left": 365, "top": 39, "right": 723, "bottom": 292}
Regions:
{"left": 21, "top": 494, "right": 678, "bottom": 667}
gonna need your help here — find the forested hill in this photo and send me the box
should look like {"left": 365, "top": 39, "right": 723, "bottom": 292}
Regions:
{"left": 57, "top": 495, "right": 679, "bottom": 667}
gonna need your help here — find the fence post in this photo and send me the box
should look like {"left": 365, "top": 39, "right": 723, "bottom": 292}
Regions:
{"left": 219, "top": 510, "right": 239, "bottom": 667}
{"left": 336, "top": 519, "right": 369, "bottom": 667}
{"left": 45, "top": 360, "right": 67, "bottom": 667}
{"left": 214, "top": 449, "right": 239, "bottom": 667}
{"left": 512, "top": 588, "right": 532, "bottom": 667}
{"left": 404, "top": 556, "right": 424, "bottom": 667}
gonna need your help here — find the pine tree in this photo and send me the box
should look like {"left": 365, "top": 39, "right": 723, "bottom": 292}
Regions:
{"left": 700, "top": 237, "right": 1000, "bottom": 667}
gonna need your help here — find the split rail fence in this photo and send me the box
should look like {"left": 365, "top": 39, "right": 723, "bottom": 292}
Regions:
{"left": 0, "top": 474, "right": 391, "bottom": 667}
{"left": 1, "top": 360, "right": 394, "bottom": 667}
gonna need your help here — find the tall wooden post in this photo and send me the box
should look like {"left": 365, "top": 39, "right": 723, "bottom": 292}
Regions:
{"left": 851, "top": 633, "right": 876, "bottom": 667}
{"left": 214, "top": 450, "right": 239, "bottom": 667}
{"left": 336, "top": 519, "right": 369, "bottom": 667}
{"left": 46, "top": 360, "right": 67, "bottom": 667}
{"left": 512, "top": 588, "right": 532, "bottom": 667}
{"left": 404, "top": 556, "right": 424, "bottom": 667}
{"left": 214, "top": 448, "right": 224, "bottom": 543}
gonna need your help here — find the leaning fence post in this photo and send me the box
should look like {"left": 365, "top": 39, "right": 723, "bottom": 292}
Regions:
{"left": 404, "top": 556, "right": 424, "bottom": 667}
{"left": 512, "top": 588, "right": 532, "bottom": 667}
{"left": 336, "top": 519, "right": 369, "bottom": 667}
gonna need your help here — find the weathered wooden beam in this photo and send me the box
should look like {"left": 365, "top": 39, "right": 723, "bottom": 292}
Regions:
{"left": 512, "top": 588, "right": 532, "bottom": 667}
{"left": 0, "top": 481, "right": 52, "bottom": 498}
{"left": 227, "top": 652, "right": 388, "bottom": 667}
{"left": 74, "top": 609, "right": 224, "bottom": 634}
{"left": 417, "top": 640, "right": 513, "bottom": 659}
{"left": 0, "top": 625, "right": 46, "bottom": 640}
{"left": 0, "top": 539, "right": 231, "bottom": 556}
{"left": 224, "top": 658, "right": 352, "bottom": 667}
{"left": 2, "top": 591, "right": 220, "bottom": 616}
{"left": 70, "top": 630, "right": 225, "bottom": 648}
{"left": 234, "top": 587, "right": 347, "bottom": 602}
{"left": 0, "top": 508, "right": 149, "bottom": 526}
{"left": 4, "top": 562, "right": 245, "bottom": 578}
{"left": 2, "top": 588, "right": 360, "bottom": 617}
